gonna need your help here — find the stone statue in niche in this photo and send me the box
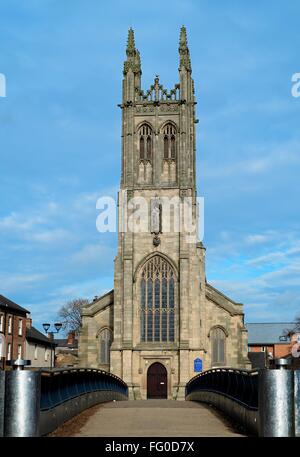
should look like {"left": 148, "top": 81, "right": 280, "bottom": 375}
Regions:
{"left": 150, "top": 196, "right": 162, "bottom": 237}
{"left": 151, "top": 196, "right": 162, "bottom": 247}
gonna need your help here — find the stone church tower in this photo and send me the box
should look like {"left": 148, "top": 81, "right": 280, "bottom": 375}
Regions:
{"left": 79, "top": 27, "right": 250, "bottom": 400}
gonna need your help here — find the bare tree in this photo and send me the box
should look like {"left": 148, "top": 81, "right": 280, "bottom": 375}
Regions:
{"left": 58, "top": 298, "right": 89, "bottom": 335}
{"left": 283, "top": 314, "right": 300, "bottom": 338}
{"left": 294, "top": 315, "right": 300, "bottom": 332}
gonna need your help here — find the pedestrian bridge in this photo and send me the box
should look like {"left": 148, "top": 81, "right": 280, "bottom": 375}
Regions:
{"left": 51, "top": 400, "right": 245, "bottom": 437}
{"left": 0, "top": 362, "right": 299, "bottom": 437}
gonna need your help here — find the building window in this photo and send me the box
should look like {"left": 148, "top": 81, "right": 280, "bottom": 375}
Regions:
{"left": 0, "top": 314, "right": 3, "bottom": 332}
{"left": 44, "top": 348, "right": 48, "bottom": 362}
{"left": 8, "top": 316, "right": 12, "bottom": 334}
{"left": 162, "top": 123, "right": 177, "bottom": 160}
{"left": 139, "top": 124, "right": 152, "bottom": 161}
{"left": 140, "top": 255, "right": 176, "bottom": 343}
{"left": 7, "top": 343, "right": 11, "bottom": 360}
{"left": 99, "top": 328, "right": 112, "bottom": 364}
{"left": 17, "top": 344, "right": 22, "bottom": 359}
{"left": 18, "top": 319, "right": 22, "bottom": 336}
{"left": 34, "top": 344, "right": 38, "bottom": 360}
{"left": 211, "top": 327, "right": 226, "bottom": 366}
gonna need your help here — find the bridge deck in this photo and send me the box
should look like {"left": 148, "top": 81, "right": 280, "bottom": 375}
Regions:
{"left": 51, "top": 400, "right": 246, "bottom": 437}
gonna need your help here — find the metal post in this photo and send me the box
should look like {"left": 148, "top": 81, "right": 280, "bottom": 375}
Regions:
{"left": 295, "top": 370, "right": 300, "bottom": 437}
{"left": 259, "top": 358, "right": 295, "bottom": 437}
{"left": 0, "top": 370, "right": 5, "bottom": 437}
{"left": 4, "top": 360, "right": 41, "bottom": 437}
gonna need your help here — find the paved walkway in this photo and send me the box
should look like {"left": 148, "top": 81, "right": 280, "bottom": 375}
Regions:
{"left": 71, "top": 400, "right": 245, "bottom": 437}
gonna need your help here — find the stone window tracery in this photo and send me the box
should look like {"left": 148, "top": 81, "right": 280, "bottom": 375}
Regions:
{"left": 139, "top": 124, "right": 152, "bottom": 160}
{"left": 138, "top": 124, "right": 153, "bottom": 184}
{"left": 162, "top": 123, "right": 177, "bottom": 182}
{"left": 140, "top": 256, "right": 176, "bottom": 342}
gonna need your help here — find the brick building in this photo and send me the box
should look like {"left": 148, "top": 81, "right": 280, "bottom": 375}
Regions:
{"left": 246, "top": 322, "right": 300, "bottom": 368}
{"left": 0, "top": 294, "right": 29, "bottom": 369}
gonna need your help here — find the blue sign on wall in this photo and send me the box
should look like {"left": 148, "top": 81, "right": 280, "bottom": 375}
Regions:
{"left": 194, "top": 358, "right": 202, "bottom": 372}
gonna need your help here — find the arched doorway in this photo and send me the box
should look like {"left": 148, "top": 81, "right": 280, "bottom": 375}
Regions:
{"left": 147, "top": 362, "right": 167, "bottom": 399}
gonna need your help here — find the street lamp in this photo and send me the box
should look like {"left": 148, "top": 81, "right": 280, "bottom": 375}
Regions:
{"left": 42, "top": 322, "right": 62, "bottom": 369}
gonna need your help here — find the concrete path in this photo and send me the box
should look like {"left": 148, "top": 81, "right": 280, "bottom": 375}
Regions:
{"left": 73, "top": 400, "right": 245, "bottom": 437}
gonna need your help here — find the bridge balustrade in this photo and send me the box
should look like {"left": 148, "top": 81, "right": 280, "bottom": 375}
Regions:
{"left": 186, "top": 368, "right": 259, "bottom": 434}
{"left": 0, "top": 367, "right": 128, "bottom": 437}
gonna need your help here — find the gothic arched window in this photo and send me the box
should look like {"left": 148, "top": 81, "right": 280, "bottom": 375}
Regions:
{"left": 99, "top": 328, "right": 112, "bottom": 365}
{"left": 211, "top": 327, "right": 226, "bottom": 366}
{"left": 140, "top": 256, "right": 176, "bottom": 343}
{"left": 164, "top": 136, "right": 168, "bottom": 159}
{"left": 139, "top": 124, "right": 152, "bottom": 161}
{"left": 140, "top": 137, "right": 145, "bottom": 159}
{"left": 162, "top": 123, "right": 177, "bottom": 160}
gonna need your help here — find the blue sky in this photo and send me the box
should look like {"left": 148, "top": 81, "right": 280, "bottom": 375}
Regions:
{"left": 0, "top": 0, "right": 299, "bottom": 331}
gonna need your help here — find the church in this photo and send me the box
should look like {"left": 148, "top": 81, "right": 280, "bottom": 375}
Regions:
{"left": 78, "top": 27, "right": 250, "bottom": 400}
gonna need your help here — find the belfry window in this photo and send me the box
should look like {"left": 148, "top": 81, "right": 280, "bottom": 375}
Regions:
{"left": 139, "top": 124, "right": 152, "bottom": 160}
{"left": 140, "top": 256, "right": 176, "bottom": 343}
{"left": 162, "top": 124, "right": 176, "bottom": 159}
{"left": 211, "top": 327, "right": 226, "bottom": 366}
{"left": 99, "top": 328, "right": 112, "bottom": 365}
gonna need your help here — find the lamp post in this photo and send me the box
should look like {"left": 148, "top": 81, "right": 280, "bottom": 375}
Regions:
{"left": 42, "top": 322, "right": 62, "bottom": 369}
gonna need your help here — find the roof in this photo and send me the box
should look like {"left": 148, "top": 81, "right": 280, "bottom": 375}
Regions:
{"left": 205, "top": 283, "right": 244, "bottom": 316}
{"left": 26, "top": 326, "right": 56, "bottom": 346}
{"left": 0, "top": 294, "right": 29, "bottom": 314}
{"left": 246, "top": 323, "right": 297, "bottom": 345}
{"left": 81, "top": 289, "right": 114, "bottom": 317}
{"left": 54, "top": 338, "right": 78, "bottom": 349}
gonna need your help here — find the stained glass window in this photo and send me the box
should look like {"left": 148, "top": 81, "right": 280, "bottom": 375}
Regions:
{"left": 140, "top": 256, "right": 176, "bottom": 342}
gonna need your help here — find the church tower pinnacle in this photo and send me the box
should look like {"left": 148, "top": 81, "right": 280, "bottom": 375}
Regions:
{"left": 123, "top": 28, "right": 141, "bottom": 104}
{"left": 179, "top": 25, "right": 192, "bottom": 72}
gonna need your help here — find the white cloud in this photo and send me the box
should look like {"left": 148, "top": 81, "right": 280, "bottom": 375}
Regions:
{"left": 0, "top": 272, "right": 49, "bottom": 294}
{"left": 70, "top": 243, "right": 115, "bottom": 266}
{"left": 72, "top": 187, "right": 118, "bottom": 214}
{"left": 0, "top": 212, "right": 44, "bottom": 231}
{"left": 245, "top": 233, "right": 272, "bottom": 245}
{"left": 205, "top": 141, "right": 300, "bottom": 179}
{"left": 207, "top": 229, "right": 300, "bottom": 321}
{"left": 26, "top": 228, "right": 70, "bottom": 243}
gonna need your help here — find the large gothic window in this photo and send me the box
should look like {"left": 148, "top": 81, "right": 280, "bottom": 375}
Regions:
{"left": 99, "top": 328, "right": 112, "bottom": 365}
{"left": 139, "top": 124, "right": 152, "bottom": 160}
{"left": 140, "top": 256, "right": 176, "bottom": 343}
{"left": 211, "top": 327, "right": 226, "bottom": 366}
{"left": 163, "top": 123, "right": 176, "bottom": 160}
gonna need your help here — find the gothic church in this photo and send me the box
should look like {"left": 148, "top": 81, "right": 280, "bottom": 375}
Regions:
{"left": 79, "top": 27, "right": 250, "bottom": 400}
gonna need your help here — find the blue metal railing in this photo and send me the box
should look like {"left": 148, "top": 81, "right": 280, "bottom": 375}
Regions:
{"left": 40, "top": 368, "right": 128, "bottom": 411}
{"left": 186, "top": 367, "right": 259, "bottom": 410}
